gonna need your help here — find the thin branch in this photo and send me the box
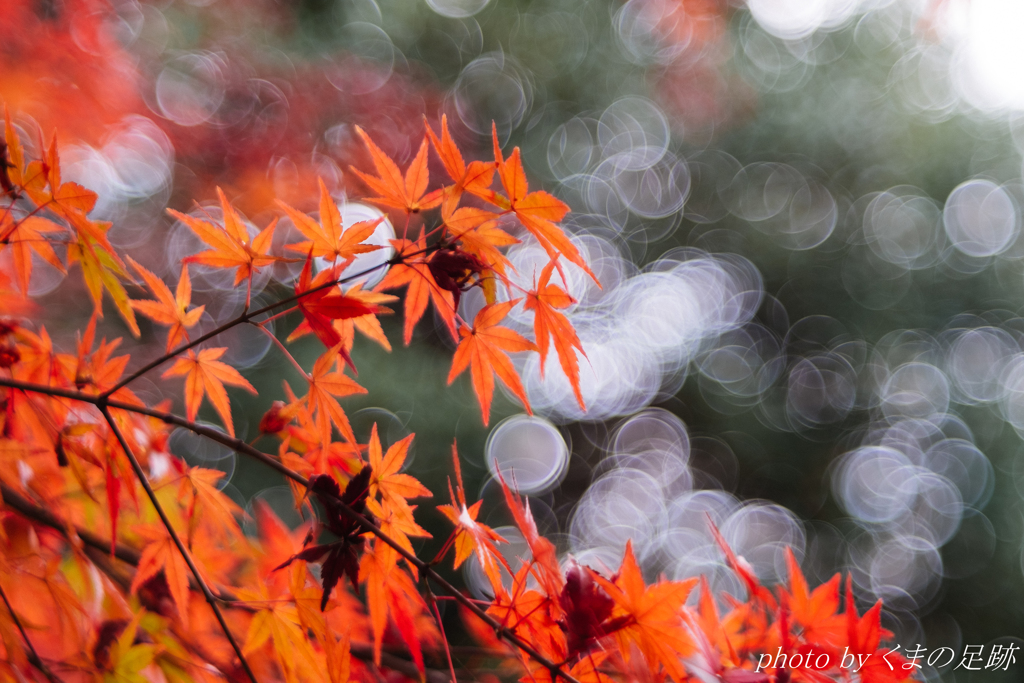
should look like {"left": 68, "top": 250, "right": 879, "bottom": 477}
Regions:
{"left": 0, "top": 377, "right": 582, "bottom": 683}
{"left": 0, "top": 581, "right": 60, "bottom": 683}
{"left": 98, "top": 404, "right": 260, "bottom": 683}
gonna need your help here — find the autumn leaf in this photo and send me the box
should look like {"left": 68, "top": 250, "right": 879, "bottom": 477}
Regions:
{"left": 173, "top": 465, "right": 244, "bottom": 543}
{"left": 161, "top": 347, "right": 257, "bottom": 437}
{"left": 130, "top": 525, "right": 192, "bottom": 628}
{"left": 291, "top": 253, "right": 383, "bottom": 369}
{"left": 332, "top": 283, "right": 398, "bottom": 354}
{"left": 592, "top": 541, "right": 697, "bottom": 682}
{"left": 447, "top": 299, "right": 536, "bottom": 425}
{"left": 446, "top": 206, "right": 517, "bottom": 283}
{"left": 275, "top": 467, "right": 374, "bottom": 611}
{"left": 127, "top": 258, "right": 204, "bottom": 353}
{"left": 169, "top": 187, "right": 281, "bottom": 286}
{"left": 425, "top": 114, "right": 496, "bottom": 217}
{"left": 21, "top": 134, "right": 97, "bottom": 219}
{"left": 241, "top": 584, "right": 322, "bottom": 683}
{"left": 64, "top": 209, "right": 139, "bottom": 336}
{"left": 525, "top": 257, "right": 586, "bottom": 411}
{"left": 499, "top": 475, "right": 563, "bottom": 604}
{"left": 782, "top": 547, "right": 842, "bottom": 646}
{"left": 375, "top": 232, "right": 458, "bottom": 344}
{"left": 489, "top": 125, "right": 598, "bottom": 285}
{"left": 437, "top": 441, "right": 511, "bottom": 596}
{"left": 303, "top": 344, "right": 366, "bottom": 445}
{"left": 363, "top": 424, "right": 431, "bottom": 575}
{"left": 99, "top": 613, "right": 160, "bottom": 683}
{"left": 350, "top": 129, "right": 442, "bottom": 214}
{"left": 0, "top": 214, "right": 65, "bottom": 295}
{"left": 279, "top": 177, "right": 383, "bottom": 263}
{"left": 365, "top": 424, "right": 430, "bottom": 512}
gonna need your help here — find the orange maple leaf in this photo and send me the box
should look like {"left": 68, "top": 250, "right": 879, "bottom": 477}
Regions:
{"left": 350, "top": 128, "right": 442, "bottom": 214}
{"left": 173, "top": 465, "right": 243, "bottom": 544}
{"left": 425, "top": 114, "right": 497, "bottom": 218}
{"left": 365, "top": 424, "right": 430, "bottom": 512}
{"left": 130, "top": 525, "right": 192, "bottom": 628}
{"left": 445, "top": 206, "right": 517, "bottom": 292}
{"left": 375, "top": 233, "right": 458, "bottom": 344}
{"left": 0, "top": 214, "right": 65, "bottom": 295}
{"left": 490, "top": 125, "right": 598, "bottom": 285}
{"left": 64, "top": 209, "right": 139, "bottom": 336}
{"left": 161, "top": 347, "right": 257, "bottom": 437}
{"left": 127, "top": 258, "right": 204, "bottom": 353}
{"left": 169, "top": 187, "right": 280, "bottom": 287}
{"left": 525, "top": 258, "right": 587, "bottom": 411}
{"left": 278, "top": 178, "right": 383, "bottom": 263}
{"left": 302, "top": 343, "right": 366, "bottom": 446}
{"left": 782, "top": 547, "right": 843, "bottom": 646}
{"left": 447, "top": 299, "right": 536, "bottom": 425}
{"left": 592, "top": 542, "right": 697, "bottom": 682}
{"left": 21, "top": 133, "right": 97, "bottom": 219}
{"left": 437, "top": 441, "right": 511, "bottom": 596}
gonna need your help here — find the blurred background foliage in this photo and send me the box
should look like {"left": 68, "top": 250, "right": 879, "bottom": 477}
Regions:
{"left": 4, "top": 0, "right": 1024, "bottom": 678}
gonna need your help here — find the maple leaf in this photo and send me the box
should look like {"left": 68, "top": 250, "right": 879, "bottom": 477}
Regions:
{"left": 428, "top": 245, "right": 490, "bottom": 313}
{"left": 448, "top": 299, "right": 536, "bottom": 425}
{"left": 173, "top": 465, "right": 243, "bottom": 543}
{"left": 70, "top": 314, "right": 131, "bottom": 395}
{"left": 241, "top": 583, "right": 322, "bottom": 683}
{"left": 127, "top": 258, "right": 204, "bottom": 353}
{"left": 708, "top": 514, "right": 776, "bottom": 606}
{"left": 526, "top": 258, "right": 587, "bottom": 411}
{"left": 0, "top": 214, "right": 65, "bottom": 295}
{"left": 499, "top": 475, "right": 563, "bottom": 602}
{"left": 21, "top": 134, "right": 97, "bottom": 219}
{"left": 559, "top": 561, "right": 622, "bottom": 659}
{"left": 446, "top": 206, "right": 517, "bottom": 285}
{"left": 437, "top": 441, "right": 511, "bottom": 596}
{"left": 350, "top": 129, "right": 442, "bottom": 214}
{"left": 64, "top": 209, "right": 140, "bottom": 336}
{"left": 375, "top": 232, "right": 458, "bottom": 344}
{"left": 363, "top": 424, "right": 431, "bottom": 575}
{"left": 275, "top": 467, "right": 374, "bottom": 610}
{"left": 593, "top": 541, "right": 697, "bottom": 682}
{"left": 160, "top": 347, "right": 257, "bottom": 437}
{"left": 489, "top": 125, "right": 598, "bottom": 285}
{"left": 359, "top": 545, "right": 429, "bottom": 671}
{"left": 130, "top": 525, "right": 192, "bottom": 627}
{"left": 782, "top": 547, "right": 843, "bottom": 647}
{"left": 365, "top": 424, "right": 430, "bottom": 512}
{"left": 425, "top": 114, "right": 497, "bottom": 217}
{"left": 303, "top": 344, "right": 366, "bottom": 446}
{"left": 292, "top": 253, "right": 383, "bottom": 370}
{"left": 279, "top": 177, "right": 383, "bottom": 262}
{"left": 98, "top": 613, "right": 160, "bottom": 683}
{"left": 168, "top": 187, "right": 280, "bottom": 286}
{"left": 331, "top": 283, "right": 398, "bottom": 354}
